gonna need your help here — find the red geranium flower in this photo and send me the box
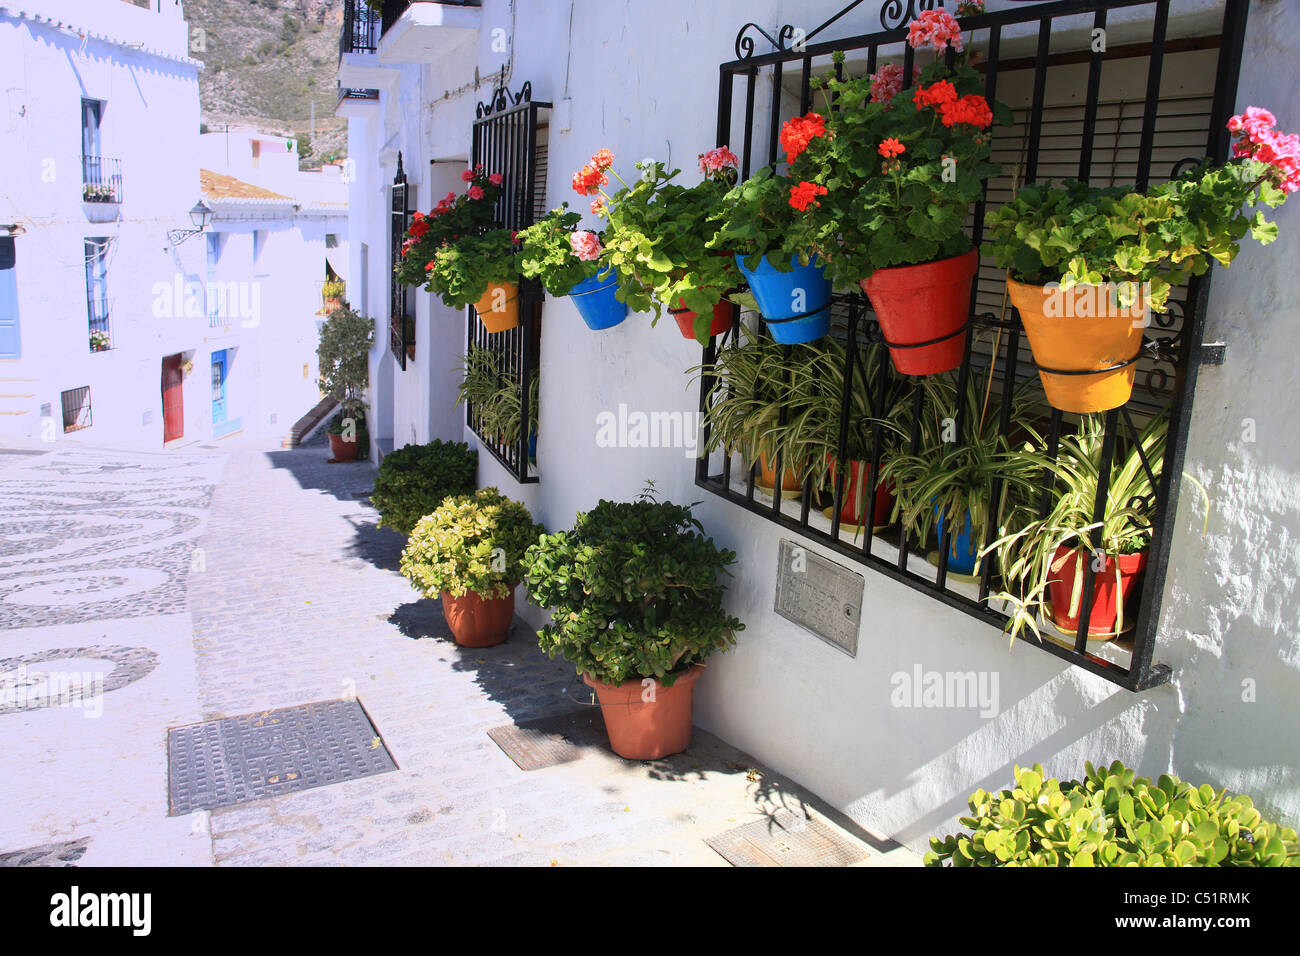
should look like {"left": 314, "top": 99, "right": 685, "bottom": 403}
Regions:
{"left": 788, "top": 181, "right": 828, "bottom": 211}
{"left": 878, "top": 138, "right": 906, "bottom": 158}
{"left": 591, "top": 148, "right": 615, "bottom": 170}
{"left": 914, "top": 80, "right": 958, "bottom": 110}
{"left": 780, "top": 113, "right": 827, "bottom": 164}
{"left": 938, "top": 94, "right": 993, "bottom": 129}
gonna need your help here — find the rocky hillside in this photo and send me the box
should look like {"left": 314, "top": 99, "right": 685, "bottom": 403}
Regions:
{"left": 185, "top": 0, "right": 348, "bottom": 167}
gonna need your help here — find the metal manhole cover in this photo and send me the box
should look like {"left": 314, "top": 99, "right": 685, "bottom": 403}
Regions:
{"left": 486, "top": 708, "right": 607, "bottom": 771}
{"left": 167, "top": 699, "right": 396, "bottom": 815}
{"left": 705, "top": 809, "right": 870, "bottom": 867}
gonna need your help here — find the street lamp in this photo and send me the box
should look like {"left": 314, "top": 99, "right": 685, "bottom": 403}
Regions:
{"left": 167, "top": 200, "right": 213, "bottom": 246}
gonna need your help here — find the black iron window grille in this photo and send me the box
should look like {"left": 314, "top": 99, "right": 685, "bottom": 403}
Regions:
{"left": 465, "top": 82, "right": 550, "bottom": 484}
{"left": 695, "top": 0, "right": 1252, "bottom": 691}
{"left": 84, "top": 238, "right": 113, "bottom": 351}
{"left": 81, "top": 156, "right": 122, "bottom": 204}
{"left": 61, "top": 386, "right": 92, "bottom": 432}
{"left": 340, "top": 0, "right": 381, "bottom": 56}
{"left": 390, "top": 153, "right": 412, "bottom": 369}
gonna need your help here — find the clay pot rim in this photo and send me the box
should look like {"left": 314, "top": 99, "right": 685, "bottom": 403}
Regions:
{"left": 581, "top": 661, "right": 706, "bottom": 693}
{"left": 861, "top": 246, "right": 979, "bottom": 289}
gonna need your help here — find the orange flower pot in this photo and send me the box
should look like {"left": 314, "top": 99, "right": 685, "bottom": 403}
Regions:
{"left": 474, "top": 282, "right": 520, "bottom": 334}
{"left": 759, "top": 452, "right": 804, "bottom": 493}
{"left": 1007, "top": 278, "right": 1146, "bottom": 413}
{"left": 440, "top": 588, "right": 515, "bottom": 647}
{"left": 582, "top": 664, "right": 704, "bottom": 760}
{"left": 1046, "top": 546, "right": 1147, "bottom": 638}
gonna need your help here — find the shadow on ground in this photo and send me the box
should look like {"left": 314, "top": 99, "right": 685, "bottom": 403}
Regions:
{"left": 264, "top": 447, "right": 375, "bottom": 503}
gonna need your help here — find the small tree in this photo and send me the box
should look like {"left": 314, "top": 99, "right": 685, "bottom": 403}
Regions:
{"left": 317, "top": 306, "right": 373, "bottom": 423}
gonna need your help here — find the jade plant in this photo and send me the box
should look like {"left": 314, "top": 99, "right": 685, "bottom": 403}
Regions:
{"left": 400, "top": 487, "right": 545, "bottom": 601}
{"left": 926, "top": 761, "right": 1299, "bottom": 867}
{"left": 370, "top": 439, "right": 477, "bottom": 537}
{"left": 522, "top": 485, "right": 744, "bottom": 686}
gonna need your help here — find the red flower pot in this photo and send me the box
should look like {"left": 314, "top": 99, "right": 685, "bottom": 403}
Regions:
{"left": 1047, "top": 546, "right": 1148, "bottom": 638}
{"left": 826, "top": 457, "right": 893, "bottom": 527}
{"left": 582, "top": 664, "right": 704, "bottom": 760}
{"left": 328, "top": 432, "right": 359, "bottom": 462}
{"left": 859, "top": 248, "right": 979, "bottom": 375}
{"left": 670, "top": 299, "right": 732, "bottom": 341}
{"left": 440, "top": 588, "right": 515, "bottom": 647}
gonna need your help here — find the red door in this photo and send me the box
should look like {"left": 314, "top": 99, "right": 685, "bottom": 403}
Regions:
{"left": 161, "top": 354, "right": 184, "bottom": 443}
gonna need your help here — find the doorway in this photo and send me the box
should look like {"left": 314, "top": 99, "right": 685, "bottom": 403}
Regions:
{"left": 161, "top": 354, "right": 184, "bottom": 443}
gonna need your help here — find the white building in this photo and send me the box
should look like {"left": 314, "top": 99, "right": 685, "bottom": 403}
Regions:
{"left": 338, "top": 0, "right": 1300, "bottom": 852}
{"left": 0, "top": 0, "right": 348, "bottom": 450}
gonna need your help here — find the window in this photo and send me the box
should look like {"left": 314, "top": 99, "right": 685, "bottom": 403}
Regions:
{"left": 84, "top": 238, "right": 111, "bottom": 351}
{"left": 81, "top": 99, "right": 102, "bottom": 161}
{"left": 389, "top": 154, "right": 412, "bottom": 368}
{"left": 61, "top": 386, "right": 92, "bottom": 432}
{"left": 205, "top": 232, "right": 225, "bottom": 327}
{"left": 325, "top": 233, "right": 339, "bottom": 249}
{"left": 0, "top": 237, "right": 18, "bottom": 359}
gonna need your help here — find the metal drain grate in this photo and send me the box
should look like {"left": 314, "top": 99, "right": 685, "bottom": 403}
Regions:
{"left": 486, "top": 708, "right": 607, "bottom": 771}
{"left": 705, "top": 809, "right": 870, "bottom": 867}
{"left": 0, "top": 836, "right": 91, "bottom": 867}
{"left": 167, "top": 699, "right": 396, "bottom": 815}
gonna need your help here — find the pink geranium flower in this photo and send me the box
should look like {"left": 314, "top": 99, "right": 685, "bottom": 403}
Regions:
{"left": 907, "top": 9, "right": 964, "bottom": 54}
{"left": 461, "top": 170, "right": 476, "bottom": 182}
{"left": 868, "top": 63, "right": 921, "bottom": 104}
{"left": 1228, "top": 107, "right": 1300, "bottom": 193}
{"left": 488, "top": 173, "right": 504, "bottom": 186}
{"left": 698, "top": 146, "right": 739, "bottom": 177}
{"left": 468, "top": 185, "right": 485, "bottom": 200}
{"left": 569, "top": 230, "right": 602, "bottom": 261}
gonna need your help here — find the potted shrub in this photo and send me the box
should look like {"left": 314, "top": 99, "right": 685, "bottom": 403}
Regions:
{"left": 926, "top": 761, "right": 1299, "bottom": 867}
{"left": 316, "top": 305, "right": 374, "bottom": 462}
{"left": 400, "top": 487, "right": 544, "bottom": 647}
{"left": 517, "top": 204, "right": 626, "bottom": 331}
{"left": 522, "top": 486, "right": 744, "bottom": 759}
{"left": 986, "top": 108, "right": 1296, "bottom": 413}
{"left": 585, "top": 147, "right": 743, "bottom": 344}
{"left": 707, "top": 166, "right": 833, "bottom": 344}
{"left": 878, "top": 356, "right": 1042, "bottom": 576}
{"left": 370, "top": 438, "right": 477, "bottom": 537}
{"left": 983, "top": 414, "right": 1168, "bottom": 643}
{"left": 320, "top": 278, "right": 346, "bottom": 315}
{"left": 788, "top": 12, "right": 1009, "bottom": 373}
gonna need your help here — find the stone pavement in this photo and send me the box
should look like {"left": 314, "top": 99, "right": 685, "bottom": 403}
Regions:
{"left": 1, "top": 438, "right": 919, "bottom": 867}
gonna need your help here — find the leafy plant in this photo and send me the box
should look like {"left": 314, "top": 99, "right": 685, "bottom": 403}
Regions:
{"left": 394, "top": 167, "right": 504, "bottom": 289}
{"left": 926, "top": 761, "right": 1299, "bottom": 867}
{"left": 707, "top": 165, "right": 818, "bottom": 270}
{"left": 455, "top": 344, "right": 539, "bottom": 444}
{"left": 425, "top": 228, "right": 517, "bottom": 309}
{"left": 321, "top": 278, "right": 346, "bottom": 300}
{"left": 89, "top": 329, "right": 111, "bottom": 352}
{"left": 370, "top": 439, "right": 477, "bottom": 537}
{"left": 316, "top": 305, "right": 373, "bottom": 421}
{"left": 522, "top": 485, "right": 744, "bottom": 686}
{"left": 982, "top": 413, "right": 1166, "bottom": 643}
{"left": 400, "top": 487, "right": 545, "bottom": 600}
{"left": 516, "top": 205, "right": 608, "bottom": 296}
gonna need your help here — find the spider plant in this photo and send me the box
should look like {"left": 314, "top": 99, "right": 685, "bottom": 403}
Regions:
{"left": 983, "top": 413, "right": 1167, "bottom": 644}
{"left": 455, "top": 344, "right": 539, "bottom": 445}
{"left": 877, "top": 344, "right": 1044, "bottom": 566}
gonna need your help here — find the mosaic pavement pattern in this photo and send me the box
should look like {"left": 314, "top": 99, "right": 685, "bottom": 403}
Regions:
{"left": 0, "top": 447, "right": 223, "bottom": 629}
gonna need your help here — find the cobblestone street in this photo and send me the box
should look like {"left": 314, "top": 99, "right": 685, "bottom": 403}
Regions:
{"left": 1, "top": 439, "right": 910, "bottom": 867}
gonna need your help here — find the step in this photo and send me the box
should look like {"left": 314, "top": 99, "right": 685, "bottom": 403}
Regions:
{"left": 281, "top": 396, "right": 338, "bottom": 448}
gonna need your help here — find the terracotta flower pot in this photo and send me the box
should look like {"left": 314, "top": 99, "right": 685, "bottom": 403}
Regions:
{"left": 474, "top": 282, "right": 520, "bottom": 334}
{"left": 1046, "top": 546, "right": 1148, "bottom": 638}
{"left": 826, "top": 457, "right": 893, "bottom": 527}
{"left": 669, "top": 299, "right": 732, "bottom": 341}
{"left": 328, "top": 432, "right": 359, "bottom": 462}
{"left": 759, "top": 452, "right": 803, "bottom": 493}
{"left": 583, "top": 664, "right": 705, "bottom": 760}
{"left": 860, "top": 248, "right": 979, "bottom": 375}
{"left": 440, "top": 588, "right": 515, "bottom": 647}
{"left": 1007, "top": 278, "right": 1146, "bottom": 413}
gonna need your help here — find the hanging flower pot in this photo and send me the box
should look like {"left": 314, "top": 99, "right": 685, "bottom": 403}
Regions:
{"left": 734, "top": 253, "right": 832, "bottom": 344}
{"left": 1046, "top": 546, "right": 1148, "bottom": 638}
{"left": 569, "top": 271, "right": 627, "bottom": 330}
{"left": 1007, "top": 278, "right": 1146, "bottom": 414}
{"left": 440, "top": 588, "right": 515, "bottom": 647}
{"left": 825, "top": 457, "right": 893, "bottom": 528}
{"left": 669, "top": 299, "right": 731, "bottom": 341}
{"left": 860, "top": 248, "right": 979, "bottom": 375}
{"left": 934, "top": 506, "right": 980, "bottom": 576}
{"left": 582, "top": 664, "right": 704, "bottom": 760}
{"left": 474, "top": 281, "right": 520, "bottom": 334}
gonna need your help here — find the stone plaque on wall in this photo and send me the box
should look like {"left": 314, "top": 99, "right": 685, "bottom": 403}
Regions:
{"left": 774, "top": 539, "right": 865, "bottom": 657}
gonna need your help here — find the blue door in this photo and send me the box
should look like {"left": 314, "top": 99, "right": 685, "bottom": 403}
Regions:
{"left": 0, "top": 238, "right": 18, "bottom": 359}
{"left": 211, "top": 350, "right": 227, "bottom": 426}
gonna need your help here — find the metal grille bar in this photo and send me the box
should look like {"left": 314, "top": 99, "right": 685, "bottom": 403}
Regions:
{"left": 389, "top": 154, "right": 410, "bottom": 370}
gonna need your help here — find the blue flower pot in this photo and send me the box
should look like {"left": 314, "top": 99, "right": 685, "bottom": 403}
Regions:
{"left": 528, "top": 429, "right": 537, "bottom": 464}
{"left": 569, "top": 271, "right": 627, "bottom": 330}
{"left": 934, "top": 507, "right": 980, "bottom": 575}
{"left": 734, "top": 252, "right": 832, "bottom": 344}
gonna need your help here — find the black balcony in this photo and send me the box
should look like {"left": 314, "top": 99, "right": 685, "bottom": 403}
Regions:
{"left": 337, "top": 85, "right": 380, "bottom": 106}
{"left": 81, "top": 156, "right": 123, "bottom": 203}
{"left": 340, "top": 0, "right": 381, "bottom": 56}
{"left": 380, "top": 0, "right": 480, "bottom": 38}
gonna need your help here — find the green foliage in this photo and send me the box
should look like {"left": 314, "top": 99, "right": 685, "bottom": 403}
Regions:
{"left": 985, "top": 159, "right": 1287, "bottom": 312}
{"left": 522, "top": 486, "right": 744, "bottom": 686}
{"left": 598, "top": 160, "right": 742, "bottom": 339}
{"left": 400, "top": 488, "right": 545, "bottom": 600}
{"left": 455, "top": 344, "right": 539, "bottom": 444}
{"left": 394, "top": 170, "right": 504, "bottom": 289}
{"left": 791, "top": 61, "right": 1009, "bottom": 285}
{"left": 425, "top": 229, "right": 517, "bottom": 309}
{"left": 707, "top": 166, "right": 813, "bottom": 269}
{"left": 926, "top": 762, "right": 1299, "bottom": 867}
{"left": 315, "top": 305, "right": 373, "bottom": 420}
{"left": 321, "top": 278, "right": 345, "bottom": 300}
{"left": 983, "top": 414, "right": 1167, "bottom": 644}
{"left": 516, "top": 206, "right": 605, "bottom": 297}
{"left": 370, "top": 439, "right": 478, "bottom": 537}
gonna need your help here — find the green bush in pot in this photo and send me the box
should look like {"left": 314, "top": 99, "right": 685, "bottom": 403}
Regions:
{"left": 370, "top": 439, "right": 477, "bottom": 537}
{"left": 926, "top": 761, "right": 1298, "bottom": 867}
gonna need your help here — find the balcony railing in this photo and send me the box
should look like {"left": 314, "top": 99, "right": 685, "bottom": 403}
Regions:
{"left": 81, "top": 156, "right": 123, "bottom": 204}
{"left": 380, "top": 0, "right": 480, "bottom": 38}
{"left": 86, "top": 297, "right": 113, "bottom": 351}
{"left": 337, "top": 85, "right": 380, "bottom": 106}
{"left": 340, "top": 0, "right": 381, "bottom": 56}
